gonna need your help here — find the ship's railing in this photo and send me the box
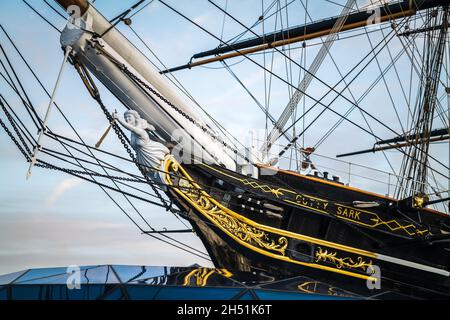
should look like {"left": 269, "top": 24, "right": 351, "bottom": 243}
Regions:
{"left": 258, "top": 142, "right": 449, "bottom": 213}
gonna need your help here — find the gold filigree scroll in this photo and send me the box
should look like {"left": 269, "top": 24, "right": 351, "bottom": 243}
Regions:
{"left": 164, "top": 157, "right": 288, "bottom": 256}
{"left": 182, "top": 268, "right": 233, "bottom": 287}
{"left": 315, "top": 247, "right": 372, "bottom": 271}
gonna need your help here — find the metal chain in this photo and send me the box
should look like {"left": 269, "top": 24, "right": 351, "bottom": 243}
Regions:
{"left": 92, "top": 94, "right": 174, "bottom": 211}
{"left": 44, "top": 165, "right": 146, "bottom": 183}
{"left": 0, "top": 116, "right": 31, "bottom": 161}
{"left": 117, "top": 63, "right": 254, "bottom": 166}
{"left": 91, "top": 41, "right": 256, "bottom": 165}
{"left": 34, "top": 160, "right": 185, "bottom": 213}
{"left": 0, "top": 101, "right": 33, "bottom": 157}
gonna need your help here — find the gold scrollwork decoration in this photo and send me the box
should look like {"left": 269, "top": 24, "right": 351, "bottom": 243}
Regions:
{"left": 315, "top": 247, "right": 372, "bottom": 271}
{"left": 165, "top": 157, "right": 288, "bottom": 256}
{"left": 182, "top": 268, "right": 232, "bottom": 287}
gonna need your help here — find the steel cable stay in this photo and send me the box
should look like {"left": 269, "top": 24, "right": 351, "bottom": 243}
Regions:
{"left": 0, "top": 46, "right": 42, "bottom": 130}
{"left": 178, "top": 0, "right": 450, "bottom": 181}
{"left": 154, "top": 1, "right": 450, "bottom": 187}
{"left": 356, "top": 1, "right": 409, "bottom": 137}
{"left": 21, "top": 0, "right": 62, "bottom": 33}
{"left": 263, "top": 0, "right": 357, "bottom": 156}
{"left": 398, "top": 29, "right": 450, "bottom": 131}
{"left": 204, "top": 0, "right": 430, "bottom": 154}
{"left": 382, "top": 11, "right": 450, "bottom": 203}
{"left": 43, "top": 0, "right": 67, "bottom": 21}
{"left": 296, "top": 0, "right": 401, "bottom": 181}
{"left": 213, "top": 0, "right": 294, "bottom": 50}
{"left": 308, "top": 10, "right": 431, "bottom": 183}
{"left": 0, "top": 92, "right": 36, "bottom": 151}
{"left": 271, "top": 23, "right": 450, "bottom": 179}
{"left": 159, "top": 1, "right": 450, "bottom": 177}
{"left": 394, "top": 7, "right": 449, "bottom": 199}
{"left": 313, "top": 24, "right": 426, "bottom": 149}
{"left": 124, "top": 24, "right": 245, "bottom": 155}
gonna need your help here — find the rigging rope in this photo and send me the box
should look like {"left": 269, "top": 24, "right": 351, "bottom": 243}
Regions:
{"left": 0, "top": 26, "right": 211, "bottom": 260}
{"left": 21, "top": 0, "right": 61, "bottom": 33}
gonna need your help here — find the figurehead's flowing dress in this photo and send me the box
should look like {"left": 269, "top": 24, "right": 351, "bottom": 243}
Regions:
{"left": 130, "top": 128, "right": 169, "bottom": 171}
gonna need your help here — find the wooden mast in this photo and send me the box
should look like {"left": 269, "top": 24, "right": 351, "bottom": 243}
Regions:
{"left": 161, "top": 0, "right": 450, "bottom": 73}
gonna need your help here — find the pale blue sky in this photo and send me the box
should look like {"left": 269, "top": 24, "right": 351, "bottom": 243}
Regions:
{"left": 0, "top": 0, "right": 449, "bottom": 275}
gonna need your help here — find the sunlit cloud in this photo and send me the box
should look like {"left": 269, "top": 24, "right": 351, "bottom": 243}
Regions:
{"left": 46, "top": 177, "right": 84, "bottom": 206}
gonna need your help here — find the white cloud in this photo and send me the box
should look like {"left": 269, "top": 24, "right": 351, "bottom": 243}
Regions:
{"left": 46, "top": 177, "right": 84, "bottom": 206}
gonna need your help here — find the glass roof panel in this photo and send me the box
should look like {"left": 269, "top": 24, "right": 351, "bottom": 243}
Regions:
{"left": 83, "top": 265, "right": 119, "bottom": 284}
{"left": 0, "top": 269, "right": 27, "bottom": 285}
{"left": 15, "top": 265, "right": 97, "bottom": 284}
{"left": 124, "top": 266, "right": 193, "bottom": 283}
{"left": 111, "top": 265, "right": 187, "bottom": 283}
{"left": 14, "top": 265, "right": 118, "bottom": 285}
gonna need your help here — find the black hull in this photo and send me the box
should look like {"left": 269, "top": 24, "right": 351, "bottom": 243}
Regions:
{"left": 163, "top": 159, "right": 450, "bottom": 299}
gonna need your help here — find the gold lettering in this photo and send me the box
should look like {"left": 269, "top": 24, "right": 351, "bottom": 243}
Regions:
{"left": 349, "top": 210, "right": 355, "bottom": 219}
{"left": 336, "top": 205, "right": 362, "bottom": 221}
{"left": 342, "top": 208, "right": 348, "bottom": 217}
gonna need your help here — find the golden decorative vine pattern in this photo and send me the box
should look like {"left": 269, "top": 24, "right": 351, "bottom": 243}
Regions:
{"left": 315, "top": 247, "right": 373, "bottom": 271}
{"left": 166, "top": 158, "right": 288, "bottom": 256}
{"left": 183, "top": 268, "right": 232, "bottom": 287}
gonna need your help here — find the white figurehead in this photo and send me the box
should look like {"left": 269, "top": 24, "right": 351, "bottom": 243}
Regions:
{"left": 113, "top": 110, "right": 169, "bottom": 181}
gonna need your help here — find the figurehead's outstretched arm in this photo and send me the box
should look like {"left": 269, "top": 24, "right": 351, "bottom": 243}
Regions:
{"left": 113, "top": 112, "right": 147, "bottom": 139}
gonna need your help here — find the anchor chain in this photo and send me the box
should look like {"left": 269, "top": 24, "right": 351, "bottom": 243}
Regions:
{"left": 0, "top": 116, "right": 31, "bottom": 162}
{"left": 90, "top": 41, "right": 254, "bottom": 166}
{"left": 92, "top": 93, "right": 173, "bottom": 211}
{"left": 0, "top": 100, "right": 32, "bottom": 160}
{"left": 120, "top": 65, "right": 254, "bottom": 165}
{"left": 71, "top": 55, "right": 176, "bottom": 213}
